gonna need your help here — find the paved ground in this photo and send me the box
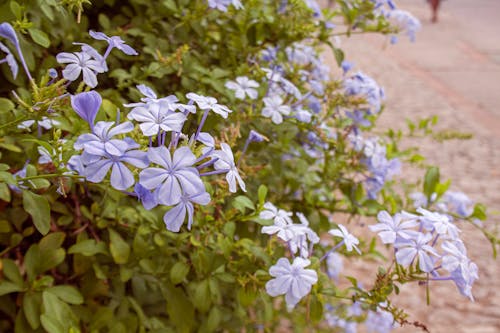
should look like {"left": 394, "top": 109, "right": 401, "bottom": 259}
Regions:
{"left": 335, "top": 1, "right": 500, "bottom": 332}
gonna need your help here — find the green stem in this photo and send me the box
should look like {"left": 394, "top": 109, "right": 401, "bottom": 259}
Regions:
{"left": 0, "top": 115, "right": 28, "bottom": 130}
{"left": 17, "top": 174, "right": 84, "bottom": 182}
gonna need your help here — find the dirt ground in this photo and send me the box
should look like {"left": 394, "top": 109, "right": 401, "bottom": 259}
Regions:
{"left": 327, "top": 0, "right": 500, "bottom": 332}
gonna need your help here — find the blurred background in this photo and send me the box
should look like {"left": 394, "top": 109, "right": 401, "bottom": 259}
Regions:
{"left": 334, "top": 0, "right": 500, "bottom": 332}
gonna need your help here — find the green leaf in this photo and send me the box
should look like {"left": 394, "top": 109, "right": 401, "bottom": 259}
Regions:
{"left": 28, "top": 28, "right": 50, "bottom": 48}
{"left": 170, "top": 261, "right": 190, "bottom": 285}
{"left": 41, "top": 290, "right": 78, "bottom": 333}
{"left": 310, "top": 295, "right": 323, "bottom": 323}
{"left": 68, "top": 239, "right": 108, "bottom": 256}
{"left": 46, "top": 286, "right": 83, "bottom": 305}
{"left": 192, "top": 279, "right": 211, "bottom": 313}
{"left": 206, "top": 307, "right": 221, "bottom": 332}
{"left": 1, "top": 258, "right": 23, "bottom": 286}
{"left": 39, "top": 232, "right": 66, "bottom": 251}
{"left": 40, "top": 314, "right": 65, "bottom": 333}
{"left": 258, "top": 184, "right": 268, "bottom": 205}
{"left": 23, "top": 292, "right": 42, "bottom": 329}
{"left": 423, "top": 167, "right": 440, "bottom": 198}
{"left": 0, "top": 182, "right": 11, "bottom": 202}
{"left": 0, "top": 142, "right": 22, "bottom": 152}
{"left": 0, "top": 171, "right": 16, "bottom": 185}
{"left": 232, "top": 195, "right": 255, "bottom": 213}
{"left": 0, "top": 98, "right": 15, "bottom": 113}
{"left": 109, "top": 228, "right": 130, "bottom": 264}
{"left": 10, "top": 1, "right": 22, "bottom": 19}
{"left": 163, "top": 283, "right": 194, "bottom": 333}
{"left": 0, "top": 280, "right": 23, "bottom": 296}
{"left": 23, "top": 190, "right": 51, "bottom": 235}
{"left": 472, "top": 203, "right": 487, "bottom": 220}
{"left": 25, "top": 244, "right": 65, "bottom": 281}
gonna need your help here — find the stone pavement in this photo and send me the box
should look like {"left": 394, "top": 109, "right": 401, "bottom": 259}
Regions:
{"left": 333, "top": 0, "right": 500, "bottom": 332}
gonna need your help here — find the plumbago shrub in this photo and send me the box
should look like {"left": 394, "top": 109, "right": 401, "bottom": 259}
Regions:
{"left": 0, "top": 0, "right": 498, "bottom": 332}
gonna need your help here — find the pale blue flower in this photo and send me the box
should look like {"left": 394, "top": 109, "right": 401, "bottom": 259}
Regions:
{"left": 71, "top": 91, "right": 102, "bottom": 130}
{"left": 386, "top": 9, "right": 421, "bottom": 42}
{"left": 67, "top": 155, "right": 85, "bottom": 175}
{"left": 365, "top": 306, "right": 395, "bottom": 333}
{"left": 261, "top": 46, "right": 277, "bottom": 62}
{"left": 341, "top": 60, "right": 354, "bottom": 74}
{"left": 394, "top": 232, "right": 438, "bottom": 272}
{"left": 0, "top": 41, "right": 18, "bottom": 79}
{"left": 211, "top": 143, "right": 246, "bottom": 192}
{"left": 295, "top": 108, "right": 312, "bottom": 123}
{"left": 265, "top": 257, "right": 318, "bottom": 310}
{"left": 139, "top": 146, "right": 204, "bottom": 206}
{"left": 286, "top": 43, "right": 317, "bottom": 66}
{"left": 0, "top": 22, "right": 32, "bottom": 80}
{"left": 303, "top": 0, "right": 322, "bottom": 18}
{"left": 56, "top": 51, "right": 107, "bottom": 88}
{"left": 262, "top": 95, "right": 290, "bottom": 124}
{"left": 326, "top": 252, "right": 343, "bottom": 281}
{"left": 344, "top": 71, "right": 384, "bottom": 114}
{"left": 134, "top": 183, "right": 158, "bottom": 210}
{"left": 443, "top": 191, "right": 473, "bottom": 217}
{"left": 75, "top": 121, "right": 135, "bottom": 157}
{"left": 163, "top": 190, "right": 211, "bottom": 232}
{"left": 329, "top": 224, "right": 361, "bottom": 254}
{"left": 186, "top": 92, "right": 232, "bottom": 118}
{"left": 82, "top": 141, "right": 148, "bottom": 190}
{"left": 450, "top": 260, "right": 478, "bottom": 301}
{"left": 127, "top": 102, "right": 187, "bottom": 137}
{"left": 346, "top": 110, "right": 371, "bottom": 127}
{"left": 260, "top": 202, "right": 293, "bottom": 226}
{"left": 441, "top": 240, "right": 469, "bottom": 274}
{"left": 248, "top": 130, "right": 265, "bottom": 143}
{"left": 287, "top": 213, "right": 320, "bottom": 258}
{"left": 89, "top": 30, "right": 138, "bottom": 57}
{"left": 18, "top": 117, "right": 60, "bottom": 131}
{"left": 417, "top": 207, "right": 460, "bottom": 239}
{"left": 207, "top": 0, "right": 243, "bottom": 11}
{"left": 225, "top": 76, "right": 259, "bottom": 100}
{"left": 369, "top": 211, "right": 419, "bottom": 244}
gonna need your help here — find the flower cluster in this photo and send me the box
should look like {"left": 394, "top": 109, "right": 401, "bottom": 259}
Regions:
{"left": 260, "top": 202, "right": 361, "bottom": 309}
{"left": 410, "top": 190, "right": 474, "bottom": 218}
{"left": 67, "top": 84, "right": 251, "bottom": 232}
{"left": 207, "top": 0, "right": 243, "bottom": 12}
{"left": 57, "top": 30, "right": 137, "bottom": 88}
{"left": 349, "top": 134, "right": 401, "bottom": 199}
{"left": 370, "top": 209, "right": 479, "bottom": 300}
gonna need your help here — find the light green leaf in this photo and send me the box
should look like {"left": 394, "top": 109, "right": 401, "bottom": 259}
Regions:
{"left": 423, "top": 166, "right": 440, "bottom": 198}
{"left": 258, "top": 184, "right": 268, "bottom": 205}
{"left": 68, "top": 239, "right": 108, "bottom": 256}
{"left": 232, "top": 195, "right": 255, "bottom": 213}
{"left": 0, "top": 182, "right": 11, "bottom": 202}
{"left": 23, "top": 190, "right": 51, "bottom": 235}
{"left": 23, "top": 292, "right": 42, "bottom": 329}
{"left": 28, "top": 28, "right": 50, "bottom": 48}
{"left": 0, "top": 280, "right": 23, "bottom": 296}
{"left": 1, "top": 258, "right": 23, "bottom": 286}
{"left": 46, "top": 286, "right": 83, "bottom": 305}
{"left": 170, "top": 261, "right": 190, "bottom": 285}
{"left": 0, "top": 98, "right": 15, "bottom": 113}
{"left": 109, "top": 228, "right": 130, "bottom": 264}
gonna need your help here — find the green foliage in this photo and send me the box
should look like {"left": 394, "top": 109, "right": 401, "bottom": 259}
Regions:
{"left": 0, "top": 0, "right": 497, "bottom": 332}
